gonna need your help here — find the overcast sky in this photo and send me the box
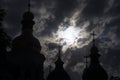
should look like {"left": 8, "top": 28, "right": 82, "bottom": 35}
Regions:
{"left": 0, "top": 0, "right": 120, "bottom": 80}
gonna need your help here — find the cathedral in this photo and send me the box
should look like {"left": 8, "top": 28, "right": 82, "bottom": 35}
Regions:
{"left": 0, "top": 0, "right": 109, "bottom": 80}
{"left": 7, "top": 0, "right": 45, "bottom": 80}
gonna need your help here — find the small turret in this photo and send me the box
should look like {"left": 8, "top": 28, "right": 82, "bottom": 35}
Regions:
{"left": 55, "top": 46, "right": 64, "bottom": 68}
{"left": 47, "top": 46, "right": 71, "bottom": 80}
{"left": 82, "top": 31, "right": 108, "bottom": 80}
{"left": 11, "top": 0, "right": 45, "bottom": 80}
{"left": 21, "top": 0, "right": 35, "bottom": 30}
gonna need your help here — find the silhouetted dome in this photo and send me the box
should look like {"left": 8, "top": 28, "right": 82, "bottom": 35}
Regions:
{"left": 12, "top": 34, "right": 42, "bottom": 52}
{"left": 47, "top": 68, "right": 70, "bottom": 80}
{"left": 82, "top": 67, "right": 88, "bottom": 80}
{"left": 23, "top": 11, "right": 34, "bottom": 20}
{"left": 82, "top": 64, "right": 108, "bottom": 80}
{"left": 90, "top": 44, "right": 98, "bottom": 53}
{"left": 47, "top": 49, "right": 71, "bottom": 80}
{"left": 89, "top": 44, "right": 100, "bottom": 62}
{"left": 82, "top": 40, "right": 108, "bottom": 80}
{"left": 21, "top": 11, "right": 35, "bottom": 29}
{"left": 55, "top": 56, "right": 64, "bottom": 67}
{"left": 7, "top": 1, "right": 45, "bottom": 80}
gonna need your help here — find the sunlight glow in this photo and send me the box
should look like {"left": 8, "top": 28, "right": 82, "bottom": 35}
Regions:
{"left": 57, "top": 26, "right": 80, "bottom": 45}
{"left": 51, "top": 17, "right": 90, "bottom": 53}
{"left": 52, "top": 24, "right": 89, "bottom": 51}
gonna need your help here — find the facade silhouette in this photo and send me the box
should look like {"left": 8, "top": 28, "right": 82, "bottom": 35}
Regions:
{"left": 0, "top": 8, "right": 11, "bottom": 80}
{"left": 7, "top": 0, "right": 45, "bottom": 80}
{"left": 47, "top": 47, "right": 71, "bottom": 80}
{"left": 0, "top": 8, "right": 10, "bottom": 62}
{"left": 0, "top": 1, "right": 117, "bottom": 80}
{"left": 110, "top": 76, "right": 120, "bottom": 80}
{"left": 82, "top": 32, "right": 108, "bottom": 80}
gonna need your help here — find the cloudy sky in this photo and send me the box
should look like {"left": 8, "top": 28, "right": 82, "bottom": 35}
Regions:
{"left": 0, "top": 0, "right": 120, "bottom": 80}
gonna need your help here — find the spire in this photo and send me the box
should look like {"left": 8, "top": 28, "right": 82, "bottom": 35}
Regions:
{"left": 91, "top": 31, "right": 96, "bottom": 46}
{"left": 55, "top": 45, "right": 64, "bottom": 66}
{"left": 90, "top": 31, "right": 100, "bottom": 64}
{"left": 58, "top": 45, "right": 61, "bottom": 60}
{"left": 57, "top": 45, "right": 62, "bottom": 62}
{"left": 47, "top": 45, "right": 71, "bottom": 80}
{"left": 21, "top": 0, "right": 34, "bottom": 30}
{"left": 28, "top": 0, "right": 31, "bottom": 11}
{"left": 82, "top": 31, "right": 108, "bottom": 80}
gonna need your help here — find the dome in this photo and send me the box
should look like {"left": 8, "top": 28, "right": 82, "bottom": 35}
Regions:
{"left": 82, "top": 36, "right": 108, "bottom": 80}
{"left": 83, "top": 65, "right": 108, "bottom": 80}
{"left": 90, "top": 44, "right": 99, "bottom": 53}
{"left": 21, "top": 11, "right": 35, "bottom": 29}
{"left": 55, "top": 56, "right": 64, "bottom": 66}
{"left": 23, "top": 11, "right": 34, "bottom": 20}
{"left": 47, "top": 48, "right": 71, "bottom": 80}
{"left": 47, "top": 69, "right": 70, "bottom": 80}
{"left": 82, "top": 68, "right": 88, "bottom": 80}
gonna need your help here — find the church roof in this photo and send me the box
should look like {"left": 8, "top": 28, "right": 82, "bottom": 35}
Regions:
{"left": 47, "top": 47, "right": 71, "bottom": 80}
{"left": 82, "top": 31, "right": 108, "bottom": 80}
{"left": 21, "top": 0, "right": 35, "bottom": 29}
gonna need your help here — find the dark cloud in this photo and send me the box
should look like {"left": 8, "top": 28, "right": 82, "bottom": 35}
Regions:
{"left": 85, "top": 20, "right": 95, "bottom": 31}
{"left": 0, "top": 0, "right": 120, "bottom": 80}
{"left": 1, "top": 0, "right": 28, "bottom": 36}
{"left": 82, "top": 0, "right": 107, "bottom": 17}
{"left": 106, "top": 0, "right": 120, "bottom": 16}
{"left": 46, "top": 42, "right": 58, "bottom": 50}
{"left": 66, "top": 48, "right": 85, "bottom": 67}
{"left": 40, "top": 0, "right": 78, "bottom": 36}
{"left": 107, "top": 17, "right": 120, "bottom": 28}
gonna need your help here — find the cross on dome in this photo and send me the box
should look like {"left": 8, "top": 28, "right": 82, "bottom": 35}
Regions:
{"left": 28, "top": 0, "right": 31, "bottom": 11}
{"left": 91, "top": 31, "right": 96, "bottom": 45}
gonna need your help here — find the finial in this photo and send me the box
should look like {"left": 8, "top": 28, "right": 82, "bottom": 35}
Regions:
{"left": 91, "top": 31, "right": 96, "bottom": 45}
{"left": 28, "top": 0, "right": 31, "bottom": 11}
{"left": 58, "top": 45, "right": 61, "bottom": 59}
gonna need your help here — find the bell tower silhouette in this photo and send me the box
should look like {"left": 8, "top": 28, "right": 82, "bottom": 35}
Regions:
{"left": 82, "top": 31, "right": 108, "bottom": 80}
{"left": 11, "top": 0, "right": 45, "bottom": 80}
{"left": 47, "top": 46, "right": 71, "bottom": 80}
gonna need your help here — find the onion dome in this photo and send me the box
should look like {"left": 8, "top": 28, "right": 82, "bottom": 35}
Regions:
{"left": 55, "top": 48, "right": 64, "bottom": 68}
{"left": 82, "top": 31, "right": 108, "bottom": 80}
{"left": 47, "top": 47, "right": 71, "bottom": 80}
{"left": 21, "top": 0, "right": 35, "bottom": 29}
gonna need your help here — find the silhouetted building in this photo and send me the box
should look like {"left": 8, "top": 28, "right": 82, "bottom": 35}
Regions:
{"left": 47, "top": 47, "right": 71, "bottom": 80}
{"left": 0, "top": 8, "right": 10, "bottom": 62}
{"left": 8, "top": 0, "right": 45, "bottom": 80}
{"left": 0, "top": 8, "right": 11, "bottom": 80}
{"left": 82, "top": 32, "right": 108, "bottom": 80}
{"left": 110, "top": 76, "right": 120, "bottom": 80}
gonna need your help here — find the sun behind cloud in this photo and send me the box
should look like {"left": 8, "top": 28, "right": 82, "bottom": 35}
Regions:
{"left": 52, "top": 22, "right": 89, "bottom": 53}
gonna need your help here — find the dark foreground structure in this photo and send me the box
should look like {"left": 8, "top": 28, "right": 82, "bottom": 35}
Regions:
{"left": 5, "top": 0, "right": 45, "bottom": 80}
{"left": 47, "top": 47, "right": 71, "bottom": 80}
{"left": 0, "top": 0, "right": 110, "bottom": 80}
{"left": 82, "top": 32, "right": 108, "bottom": 80}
